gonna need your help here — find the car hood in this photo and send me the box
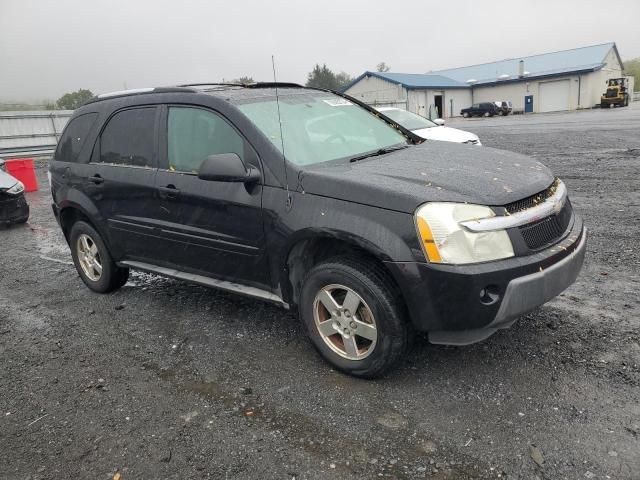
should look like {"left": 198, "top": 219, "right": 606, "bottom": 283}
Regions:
{"left": 412, "top": 126, "right": 479, "bottom": 144}
{"left": 297, "top": 142, "right": 554, "bottom": 213}
{"left": 0, "top": 169, "right": 19, "bottom": 190}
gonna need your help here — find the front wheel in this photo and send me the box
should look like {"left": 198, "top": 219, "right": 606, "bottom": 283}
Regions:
{"left": 299, "top": 257, "right": 412, "bottom": 378}
{"left": 69, "top": 221, "right": 129, "bottom": 293}
{"left": 463, "top": 112, "right": 470, "bottom": 118}
{"left": 484, "top": 111, "right": 491, "bottom": 117}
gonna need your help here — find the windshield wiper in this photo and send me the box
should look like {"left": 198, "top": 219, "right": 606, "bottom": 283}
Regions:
{"left": 349, "top": 145, "right": 408, "bottom": 163}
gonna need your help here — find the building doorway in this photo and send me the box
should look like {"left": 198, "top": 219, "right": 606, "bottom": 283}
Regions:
{"left": 524, "top": 95, "right": 534, "bottom": 113}
{"left": 434, "top": 94, "right": 443, "bottom": 118}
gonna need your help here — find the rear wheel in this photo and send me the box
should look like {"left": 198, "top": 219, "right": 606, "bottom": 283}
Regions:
{"left": 299, "top": 256, "right": 412, "bottom": 378}
{"left": 69, "top": 221, "right": 129, "bottom": 293}
{"left": 484, "top": 111, "right": 491, "bottom": 117}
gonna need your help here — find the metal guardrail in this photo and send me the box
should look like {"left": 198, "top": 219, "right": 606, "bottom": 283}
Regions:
{"left": 0, "top": 110, "right": 72, "bottom": 158}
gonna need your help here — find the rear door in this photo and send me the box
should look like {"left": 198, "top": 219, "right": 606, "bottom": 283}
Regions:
{"left": 87, "top": 106, "right": 163, "bottom": 261}
{"left": 154, "top": 105, "right": 269, "bottom": 288}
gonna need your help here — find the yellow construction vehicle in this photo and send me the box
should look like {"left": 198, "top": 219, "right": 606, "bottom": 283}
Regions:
{"left": 600, "top": 78, "right": 630, "bottom": 108}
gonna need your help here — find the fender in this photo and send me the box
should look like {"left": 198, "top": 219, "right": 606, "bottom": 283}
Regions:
{"left": 262, "top": 187, "right": 421, "bottom": 305}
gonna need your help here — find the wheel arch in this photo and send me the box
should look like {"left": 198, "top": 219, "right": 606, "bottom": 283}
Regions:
{"left": 282, "top": 230, "right": 405, "bottom": 310}
{"left": 58, "top": 195, "right": 111, "bottom": 251}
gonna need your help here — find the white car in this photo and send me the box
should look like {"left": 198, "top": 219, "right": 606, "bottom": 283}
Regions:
{"left": 376, "top": 107, "right": 481, "bottom": 146}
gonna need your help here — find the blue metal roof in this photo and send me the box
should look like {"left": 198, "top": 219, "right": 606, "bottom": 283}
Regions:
{"left": 343, "top": 43, "right": 620, "bottom": 92}
{"left": 342, "top": 71, "right": 469, "bottom": 91}
{"left": 429, "top": 42, "right": 618, "bottom": 86}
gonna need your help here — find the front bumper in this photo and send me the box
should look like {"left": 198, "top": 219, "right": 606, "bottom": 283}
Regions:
{"left": 385, "top": 213, "right": 586, "bottom": 345}
{"left": 0, "top": 192, "right": 29, "bottom": 224}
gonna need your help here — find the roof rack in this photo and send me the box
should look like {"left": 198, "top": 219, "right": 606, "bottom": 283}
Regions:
{"left": 247, "top": 82, "right": 304, "bottom": 89}
{"left": 178, "top": 82, "right": 304, "bottom": 89}
{"left": 84, "top": 86, "right": 197, "bottom": 105}
{"left": 83, "top": 82, "right": 307, "bottom": 106}
{"left": 178, "top": 82, "right": 245, "bottom": 88}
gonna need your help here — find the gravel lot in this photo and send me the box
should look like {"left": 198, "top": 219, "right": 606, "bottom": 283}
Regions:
{"left": 1, "top": 104, "right": 639, "bottom": 480}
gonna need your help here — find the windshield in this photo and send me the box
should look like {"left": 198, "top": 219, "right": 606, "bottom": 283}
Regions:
{"left": 379, "top": 109, "right": 437, "bottom": 130}
{"left": 237, "top": 91, "right": 407, "bottom": 166}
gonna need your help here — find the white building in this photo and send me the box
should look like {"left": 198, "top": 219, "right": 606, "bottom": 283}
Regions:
{"left": 344, "top": 42, "right": 633, "bottom": 118}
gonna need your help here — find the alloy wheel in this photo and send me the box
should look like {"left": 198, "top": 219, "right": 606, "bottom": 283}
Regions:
{"left": 313, "top": 284, "right": 377, "bottom": 360}
{"left": 76, "top": 233, "right": 102, "bottom": 281}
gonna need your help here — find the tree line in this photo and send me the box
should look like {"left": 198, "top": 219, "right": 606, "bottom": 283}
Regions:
{"left": 44, "top": 62, "right": 393, "bottom": 110}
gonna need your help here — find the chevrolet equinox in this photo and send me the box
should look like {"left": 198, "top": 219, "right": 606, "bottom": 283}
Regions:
{"left": 50, "top": 84, "right": 586, "bottom": 377}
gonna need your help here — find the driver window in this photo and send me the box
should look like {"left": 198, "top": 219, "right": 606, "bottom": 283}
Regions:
{"left": 167, "top": 107, "right": 244, "bottom": 173}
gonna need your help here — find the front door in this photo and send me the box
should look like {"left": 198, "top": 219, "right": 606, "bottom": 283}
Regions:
{"left": 524, "top": 95, "right": 534, "bottom": 113}
{"left": 154, "top": 105, "right": 268, "bottom": 288}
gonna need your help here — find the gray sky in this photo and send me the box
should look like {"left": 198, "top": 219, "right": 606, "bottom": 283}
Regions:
{"left": 1, "top": 0, "right": 639, "bottom": 102}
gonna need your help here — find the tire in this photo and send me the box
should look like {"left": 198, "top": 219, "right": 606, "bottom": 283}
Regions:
{"left": 484, "top": 111, "right": 491, "bottom": 117}
{"left": 69, "top": 221, "right": 129, "bottom": 293}
{"left": 299, "top": 256, "right": 412, "bottom": 378}
{"left": 463, "top": 112, "right": 470, "bottom": 118}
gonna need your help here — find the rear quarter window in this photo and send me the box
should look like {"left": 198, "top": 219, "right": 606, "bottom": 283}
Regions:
{"left": 55, "top": 113, "right": 98, "bottom": 163}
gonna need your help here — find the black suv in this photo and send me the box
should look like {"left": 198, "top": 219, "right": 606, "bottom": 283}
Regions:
{"left": 50, "top": 84, "right": 586, "bottom": 377}
{"left": 461, "top": 102, "right": 500, "bottom": 118}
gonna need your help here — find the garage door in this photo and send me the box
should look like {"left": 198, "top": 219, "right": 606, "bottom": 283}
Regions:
{"left": 539, "top": 80, "right": 570, "bottom": 112}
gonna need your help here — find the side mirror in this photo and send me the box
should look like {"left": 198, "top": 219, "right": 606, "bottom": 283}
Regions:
{"left": 433, "top": 118, "right": 445, "bottom": 126}
{"left": 198, "top": 153, "right": 260, "bottom": 183}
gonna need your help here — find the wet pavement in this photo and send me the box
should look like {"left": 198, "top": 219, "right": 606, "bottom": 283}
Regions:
{"left": 1, "top": 104, "right": 639, "bottom": 479}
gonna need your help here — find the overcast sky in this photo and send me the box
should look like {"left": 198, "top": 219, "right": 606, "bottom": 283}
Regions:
{"left": 1, "top": 0, "right": 639, "bottom": 102}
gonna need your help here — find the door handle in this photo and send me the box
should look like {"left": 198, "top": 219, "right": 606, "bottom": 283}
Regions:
{"left": 89, "top": 174, "right": 104, "bottom": 185}
{"left": 158, "top": 185, "right": 180, "bottom": 199}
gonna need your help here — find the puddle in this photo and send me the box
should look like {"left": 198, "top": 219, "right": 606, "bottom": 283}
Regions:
{"left": 28, "top": 223, "right": 70, "bottom": 260}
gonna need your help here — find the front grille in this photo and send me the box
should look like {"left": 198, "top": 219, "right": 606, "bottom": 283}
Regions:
{"left": 606, "top": 88, "right": 618, "bottom": 98}
{"left": 504, "top": 178, "right": 559, "bottom": 214}
{"left": 518, "top": 200, "right": 572, "bottom": 250}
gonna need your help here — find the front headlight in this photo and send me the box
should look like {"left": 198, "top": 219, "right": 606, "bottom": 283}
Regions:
{"left": 415, "top": 202, "right": 514, "bottom": 264}
{"left": 5, "top": 181, "right": 25, "bottom": 195}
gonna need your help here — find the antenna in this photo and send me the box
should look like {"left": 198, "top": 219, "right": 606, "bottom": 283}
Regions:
{"left": 272, "top": 55, "right": 292, "bottom": 210}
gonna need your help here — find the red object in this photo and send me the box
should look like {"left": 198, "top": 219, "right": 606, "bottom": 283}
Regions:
{"left": 5, "top": 158, "right": 38, "bottom": 192}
